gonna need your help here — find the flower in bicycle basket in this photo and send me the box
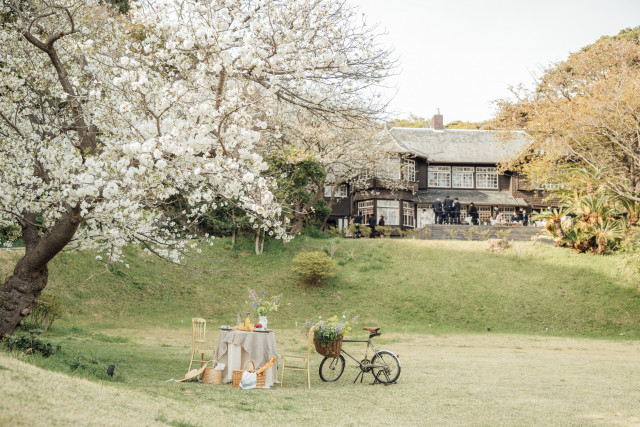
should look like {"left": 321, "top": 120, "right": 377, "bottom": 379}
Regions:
{"left": 247, "top": 287, "right": 282, "bottom": 317}
{"left": 306, "top": 313, "right": 359, "bottom": 343}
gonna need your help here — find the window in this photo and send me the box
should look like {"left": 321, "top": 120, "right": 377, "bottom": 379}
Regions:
{"left": 377, "top": 200, "right": 399, "bottom": 226}
{"left": 452, "top": 167, "right": 474, "bottom": 188}
{"left": 478, "top": 206, "right": 491, "bottom": 221}
{"left": 500, "top": 206, "right": 520, "bottom": 221}
{"left": 324, "top": 184, "right": 347, "bottom": 198}
{"left": 532, "top": 182, "right": 564, "bottom": 190}
{"left": 428, "top": 166, "right": 451, "bottom": 188}
{"left": 402, "top": 159, "right": 416, "bottom": 182}
{"left": 357, "top": 200, "right": 374, "bottom": 222}
{"left": 377, "top": 158, "right": 401, "bottom": 180}
{"left": 476, "top": 167, "right": 498, "bottom": 189}
{"left": 459, "top": 205, "right": 467, "bottom": 222}
{"left": 403, "top": 201, "right": 415, "bottom": 227}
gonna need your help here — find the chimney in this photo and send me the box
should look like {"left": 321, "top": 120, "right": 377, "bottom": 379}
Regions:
{"left": 432, "top": 110, "right": 443, "bottom": 131}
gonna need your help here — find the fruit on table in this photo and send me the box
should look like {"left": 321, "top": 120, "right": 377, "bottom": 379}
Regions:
{"left": 255, "top": 323, "right": 262, "bottom": 329}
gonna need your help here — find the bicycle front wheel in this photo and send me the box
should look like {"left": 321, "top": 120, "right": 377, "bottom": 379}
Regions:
{"left": 319, "top": 355, "right": 345, "bottom": 382}
{"left": 371, "top": 350, "right": 401, "bottom": 384}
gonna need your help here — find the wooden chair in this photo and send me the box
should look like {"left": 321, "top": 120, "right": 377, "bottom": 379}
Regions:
{"left": 280, "top": 326, "right": 315, "bottom": 389}
{"left": 188, "top": 318, "right": 215, "bottom": 372}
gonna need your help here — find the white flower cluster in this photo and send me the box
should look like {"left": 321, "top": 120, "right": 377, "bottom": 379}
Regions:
{"left": 0, "top": 0, "right": 391, "bottom": 260}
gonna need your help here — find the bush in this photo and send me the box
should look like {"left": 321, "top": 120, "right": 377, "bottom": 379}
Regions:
{"left": 2, "top": 330, "right": 54, "bottom": 357}
{"left": 326, "top": 226, "right": 345, "bottom": 238}
{"left": 28, "top": 294, "right": 63, "bottom": 332}
{"left": 620, "top": 226, "right": 640, "bottom": 252}
{"left": 291, "top": 251, "right": 336, "bottom": 287}
{"left": 376, "top": 225, "right": 394, "bottom": 238}
{"left": 300, "top": 226, "right": 329, "bottom": 239}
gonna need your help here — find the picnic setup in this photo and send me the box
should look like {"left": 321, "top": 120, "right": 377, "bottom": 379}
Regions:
{"left": 178, "top": 289, "right": 401, "bottom": 389}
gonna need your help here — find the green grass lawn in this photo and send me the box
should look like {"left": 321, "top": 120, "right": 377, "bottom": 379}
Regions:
{"left": 1, "top": 238, "right": 639, "bottom": 425}
{"left": 2, "top": 329, "right": 639, "bottom": 426}
{"left": 3, "top": 237, "right": 635, "bottom": 338}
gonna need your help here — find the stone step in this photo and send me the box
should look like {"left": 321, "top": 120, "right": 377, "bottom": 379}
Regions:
{"left": 416, "top": 224, "right": 545, "bottom": 242}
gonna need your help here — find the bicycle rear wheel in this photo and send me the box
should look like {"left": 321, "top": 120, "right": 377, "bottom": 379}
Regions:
{"left": 371, "top": 350, "right": 401, "bottom": 384}
{"left": 319, "top": 355, "right": 345, "bottom": 382}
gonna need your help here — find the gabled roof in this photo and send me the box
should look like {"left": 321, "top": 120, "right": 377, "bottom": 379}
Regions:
{"left": 385, "top": 127, "right": 530, "bottom": 164}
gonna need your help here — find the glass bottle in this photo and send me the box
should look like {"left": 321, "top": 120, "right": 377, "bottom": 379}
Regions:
{"left": 236, "top": 312, "right": 242, "bottom": 327}
{"left": 245, "top": 312, "right": 251, "bottom": 328}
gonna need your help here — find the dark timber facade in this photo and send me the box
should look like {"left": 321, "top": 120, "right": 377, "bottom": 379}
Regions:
{"left": 324, "top": 114, "right": 555, "bottom": 230}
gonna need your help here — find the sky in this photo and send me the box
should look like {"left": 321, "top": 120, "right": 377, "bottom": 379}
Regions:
{"left": 350, "top": 0, "right": 640, "bottom": 124}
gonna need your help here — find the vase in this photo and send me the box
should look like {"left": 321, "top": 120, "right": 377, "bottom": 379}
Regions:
{"left": 259, "top": 315, "right": 268, "bottom": 329}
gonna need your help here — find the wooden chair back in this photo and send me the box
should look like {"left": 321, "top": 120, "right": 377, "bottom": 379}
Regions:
{"left": 192, "top": 318, "right": 207, "bottom": 347}
{"left": 306, "top": 325, "right": 316, "bottom": 359}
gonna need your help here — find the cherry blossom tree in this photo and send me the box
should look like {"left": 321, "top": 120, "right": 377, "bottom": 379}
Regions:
{"left": 0, "top": 0, "right": 394, "bottom": 336}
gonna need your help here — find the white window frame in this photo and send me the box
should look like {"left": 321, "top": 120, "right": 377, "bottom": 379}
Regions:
{"left": 452, "top": 167, "right": 474, "bottom": 188}
{"left": 402, "top": 159, "right": 416, "bottom": 182}
{"left": 402, "top": 201, "right": 415, "bottom": 227}
{"left": 324, "top": 184, "right": 348, "bottom": 198}
{"left": 532, "top": 182, "right": 565, "bottom": 190}
{"left": 476, "top": 167, "right": 498, "bottom": 189}
{"left": 377, "top": 200, "right": 400, "bottom": 226}
{"left": 428, "top": 166, "right": 451, "bottom": 188}
{"left": 500, "top": 206, "right": 520, "bottom": 221}
{"left": 357, "top": 200, "right": 374, "bottom": 223}
{"left": 459, "top": 205, "right": 467, "bottom": 222}
{"left": 478, "top": 206, "right": 492, "bottom": 220}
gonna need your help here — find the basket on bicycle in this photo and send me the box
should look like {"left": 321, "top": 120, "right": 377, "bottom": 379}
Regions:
{"left": 314, "top": 338, "right": 343, "bottom": 358}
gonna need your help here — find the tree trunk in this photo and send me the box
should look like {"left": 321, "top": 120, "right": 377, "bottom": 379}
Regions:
{"left": 0, "top": 268, "right": 48, "bottom": 336}
{"left": 291, "top": 202, "right": 304, "bottom": 234}
{"left": 254, "top": 230, "right": 262, "bottom": 255}
{"left": 0, "top": 209, "right": 80, "bottom": 337}
{"left": 552, "top": 218, "right": 565, "bottom": 239}
{"left": 320, "top": 193, "right": 336, "bottom": 231}
{"left": 231, "top": 211, "right": 237, "bottom": 248}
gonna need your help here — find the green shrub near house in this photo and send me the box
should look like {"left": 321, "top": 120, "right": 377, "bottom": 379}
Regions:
{"left": 291, "top": 251, "right": 336, "bottom": 287}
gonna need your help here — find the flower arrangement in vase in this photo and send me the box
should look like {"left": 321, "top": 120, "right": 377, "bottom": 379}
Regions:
{"left": 248, "top": 288, "right": 282, "bottom": 329}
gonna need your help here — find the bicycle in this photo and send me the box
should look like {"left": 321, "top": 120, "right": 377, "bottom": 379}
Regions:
{"left": 318, "top": 326, "right": 401, "bottom": 384}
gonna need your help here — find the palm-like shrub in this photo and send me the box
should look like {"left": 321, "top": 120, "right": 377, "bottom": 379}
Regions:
{"left": 586, "top": 219, "right": 625, "bottom": 254}
{"left": 533, "top": 206, "right": 574, "bottom": 242}
{"left": 536, "top": 193, "right": 626, "bottom": 254}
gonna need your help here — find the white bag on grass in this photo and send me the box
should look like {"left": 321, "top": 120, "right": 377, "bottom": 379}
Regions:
{"left": 240, "top": 371, "right": 257, "bottom": 389}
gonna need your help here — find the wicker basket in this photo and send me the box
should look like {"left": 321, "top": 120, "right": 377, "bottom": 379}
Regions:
{"left": 201, "top": 361, "right": 222, "bottom": 385}
{"left": 314, "top": 338, "right": 343, "bottom": 358}
{"left": 233, "top": 360, "right": 263, "bottom": 388}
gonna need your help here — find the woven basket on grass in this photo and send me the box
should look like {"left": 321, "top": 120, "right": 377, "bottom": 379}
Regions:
{"left": 314, "top": 338, "right": 343, "bottom": 358}
{"left": 233, "top": 360, "right": 265, "bottom": 388}
{"left": 232, "top": 356, "right": 278, "bottom": 388}
{"left": 201, "top": 361, "right": 222, "bottom": 385}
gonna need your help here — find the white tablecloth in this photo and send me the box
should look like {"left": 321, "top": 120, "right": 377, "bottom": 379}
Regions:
{"left": 214, "top": 329, "right": 278, "bottom": 388}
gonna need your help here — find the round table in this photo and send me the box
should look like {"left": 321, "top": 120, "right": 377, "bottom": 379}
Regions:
{"left": 213, "top": 329, "right": 278, "bottom": 388}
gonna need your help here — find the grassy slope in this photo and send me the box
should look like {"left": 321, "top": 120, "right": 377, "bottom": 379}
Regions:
{"left": 2, "top": 332, "right": 640, "bottom": 426}
{"left": 2, "top": 239, "right": 640, "bottom": 426}
{"left": 2, "top": 237, "right": 638, "bottom": 338}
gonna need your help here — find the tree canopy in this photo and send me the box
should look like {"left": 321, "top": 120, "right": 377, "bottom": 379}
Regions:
{"left": 494, "top": 29, "right": 640, "bottom": 202}
{"left": 0, "top": 0, "right": 394, "bottom": 336}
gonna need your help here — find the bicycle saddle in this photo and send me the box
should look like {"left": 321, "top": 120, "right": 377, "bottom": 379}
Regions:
{"left": 363, "top": 327, "right": 380, "bottom": 332}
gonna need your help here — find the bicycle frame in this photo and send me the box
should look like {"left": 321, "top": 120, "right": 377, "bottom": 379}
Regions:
{"left": 341, "top": 336, "right": 381, "bottom": 383}
{"left": 318, "top": 330, "right": 401, "bottom": 385}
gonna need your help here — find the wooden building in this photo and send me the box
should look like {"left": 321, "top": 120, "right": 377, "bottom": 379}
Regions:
{"left": 324, "top": 114, "right": 555, "bottom": 229}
